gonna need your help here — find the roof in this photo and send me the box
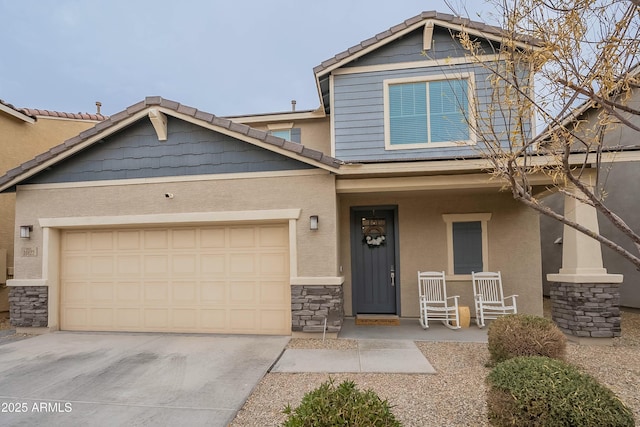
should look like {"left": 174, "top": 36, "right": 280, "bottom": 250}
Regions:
{"left": 0, "top": 99, "right": 108, "bottom": 122}
{"left": 313, "top": 10, "right": 541, "bottom": 77}
{"left": 0, "top": 96, "right": 341, "bottom": 193}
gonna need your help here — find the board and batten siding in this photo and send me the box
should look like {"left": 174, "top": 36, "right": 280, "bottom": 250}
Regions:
{"left": 25, "top": 117, "right": 314, "bottom": 185}
{"left": 333, "top": 62, "right": 507, "bottom": 162}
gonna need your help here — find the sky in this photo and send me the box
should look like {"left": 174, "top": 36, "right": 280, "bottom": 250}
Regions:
{"left": 0, "top": 1, "right": 494, "bottom": 117}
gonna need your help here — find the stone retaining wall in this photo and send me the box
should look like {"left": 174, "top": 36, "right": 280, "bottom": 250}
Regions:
{"left": 549, "top": 282, "right": 620, "bottom": 338}
{"left": 291, "top": 285, "right": 343, "bottom": 333}
{"left": 9, "top": 286, "right": 48, "bottom": 327}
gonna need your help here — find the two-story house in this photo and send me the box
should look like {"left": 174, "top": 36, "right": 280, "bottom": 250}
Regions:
{"left": 0, "top": 12, "right": 552, "bottom": 335}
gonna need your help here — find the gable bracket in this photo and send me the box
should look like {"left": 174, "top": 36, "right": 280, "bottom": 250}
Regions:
{"left": 148, "top": 108, "right": 168, "bottom": 141}
{"left": 423, "top": 21, "right": 434, "bottom": 51}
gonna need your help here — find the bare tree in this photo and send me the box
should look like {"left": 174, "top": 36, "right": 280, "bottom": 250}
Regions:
{"left": 457, "top": 0, "right": 640, "bottom": 270}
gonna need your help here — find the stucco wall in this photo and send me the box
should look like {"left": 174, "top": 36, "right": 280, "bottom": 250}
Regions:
{"left": 248, "top": 116, "right": 331, "bottom": 155}
{"left": 13, "top": 172, "right": 338, "bottom": 280}
{"left": 0, "top": 115, "right": 98, "bottom": 311}
{"left": 339, "top": 190, "right": 543, "bottom": 317}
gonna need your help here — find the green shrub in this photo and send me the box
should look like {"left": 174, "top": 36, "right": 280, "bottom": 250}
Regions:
{"left": 487, "top": 356, "right": 635, "bottom": 427}
{"left": 282, "top": 378, "right": 401, "bottom": 427}
{"left": 487, "top": 314, "right": 566, "bottom": 365}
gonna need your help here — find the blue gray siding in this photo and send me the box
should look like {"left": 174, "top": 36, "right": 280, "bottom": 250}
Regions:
{"left": 26, "top": 117, "right": 314, "bottom": 184}
{"left": 345, "top": 27, "right": 497, "bottom": 68}
{"left": 333, "top": 63, "right": 532, "bottom": 161}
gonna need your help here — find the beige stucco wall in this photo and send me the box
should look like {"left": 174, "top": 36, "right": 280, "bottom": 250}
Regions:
{"left": 13, "top": 172, "right": 339, "bottom": 281}
{"left": 339, "top": 189, "right": 543, "bottom": 318}
{"left": 0, "top": 115, "right": 98, "bottom": 311}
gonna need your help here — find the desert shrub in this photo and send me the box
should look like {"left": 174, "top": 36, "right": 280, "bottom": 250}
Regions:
{"left": 487, "top": 356, "right": 634, "bottom": 427}
{"left": 487, "top": 314, "right": 566, "bottom": 365}
{"left": 282, "top": 378, "right": 401, "bottom": 427}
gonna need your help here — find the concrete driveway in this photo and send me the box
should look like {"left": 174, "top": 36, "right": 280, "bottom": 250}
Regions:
{"left": 0, "top": 332, "right": 289, "bottom": 426}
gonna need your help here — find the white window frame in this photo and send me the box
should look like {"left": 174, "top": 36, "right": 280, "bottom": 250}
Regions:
{"left": 442, "top": 213, "right": 491, "bottom": 280}
{"left": 383, "top": 72, "right": 477, "bottom": 150}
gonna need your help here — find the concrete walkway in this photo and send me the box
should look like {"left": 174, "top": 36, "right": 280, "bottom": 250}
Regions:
{"left": 271, "top": 339, "right": 435, "bottom": 373}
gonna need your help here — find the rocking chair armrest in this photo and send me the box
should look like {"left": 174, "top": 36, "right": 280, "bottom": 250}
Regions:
{"left": 446, "top": 295, "right": 460, "bottom": 302}
{"left": 503, "top": 294, "right": 518, "bottom": 301}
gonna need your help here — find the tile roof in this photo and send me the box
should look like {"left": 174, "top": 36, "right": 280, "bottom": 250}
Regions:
{"left": 0, "top": 99, "right": 36, "bottom": 120}
{"left": 313, "top": 10, "right": 540, "bottom": 75}
{"left": 0, "top": 96, "right": 341, "bottom": 191}
{"left": 0, "top": 99, "right": 108, "bottom": 121}
{"left": 21, "top": 108, "right": 108, "bottom": 121}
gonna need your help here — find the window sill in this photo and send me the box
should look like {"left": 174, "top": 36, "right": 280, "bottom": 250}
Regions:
{"left": 385, "top": 140, "right": 475, "bottom": 151}
{"left": 446, "top": 274, "right": 473, "bottom": 282}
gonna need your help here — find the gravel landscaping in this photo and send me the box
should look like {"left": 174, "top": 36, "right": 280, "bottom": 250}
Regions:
{"left": 231, "top": 307, "right": 640, "bottom": 426}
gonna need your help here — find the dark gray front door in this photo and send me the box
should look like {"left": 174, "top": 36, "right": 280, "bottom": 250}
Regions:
{"left": 351, "top": 208, "right": 397, "bottom": 314}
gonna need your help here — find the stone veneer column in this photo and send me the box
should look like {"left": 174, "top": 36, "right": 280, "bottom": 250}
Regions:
{"left": 547, "top": 182, "right": 623, "bottom": 342}
{"left": 8, "top": 286, "right": 48, "bottom": 327}
{"left": 291, "top": 285, "right": 343, "bottom": 333}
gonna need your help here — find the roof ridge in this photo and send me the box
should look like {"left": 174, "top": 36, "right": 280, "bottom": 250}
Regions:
{"left": 20, "top": 108, "right": 108, "bottom": 121}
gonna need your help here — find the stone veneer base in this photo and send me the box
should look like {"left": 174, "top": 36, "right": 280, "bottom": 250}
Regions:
{"left": 291, "top": 285, "right": 343, "bottom": 333}
{"left": 9, "top": 286, "right": 48, "bottom": 328}
{"left": 549, "top": 282, "right": 621, "bottom": 339}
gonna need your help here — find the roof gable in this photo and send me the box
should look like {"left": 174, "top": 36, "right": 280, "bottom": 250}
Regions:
{"left": 23, "top": 116, "right": 316, "bottom": 185}
{"left": 0, "top": 97, "right": 340, "bottom": 192}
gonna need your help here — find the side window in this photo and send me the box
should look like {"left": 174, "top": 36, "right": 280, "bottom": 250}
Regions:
{"left": 452, "top": 221, "right": 482, "bottom": 274}
{"left": 268, "top": 126, "right": 301, "bottom": 143}
{"left": 384, "top": 74, "right": 474, "bottom": 150}
{"left": 442, "top": 213, "right": 491, "bottom": 277}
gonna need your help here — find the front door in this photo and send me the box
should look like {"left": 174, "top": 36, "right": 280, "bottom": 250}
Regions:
{"left": 351, "top": 207, "right": 398, "bottom": 314}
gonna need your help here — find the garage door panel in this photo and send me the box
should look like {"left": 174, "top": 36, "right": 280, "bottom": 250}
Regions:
{"left": 230, "top": 254, "right": 256, "bottom": 274}
{"left": 118, "top": 255, "right": 142, "bottom": 275}
{"left": 116, "top": 282, "right": 141, "bottom": 303}
{"left": 200, "top": 228, "right": 226, "bottom": 248}
{"left": 61, "top": 224, "right": 290, "bottom": 335}
{"left": 144, "top": 230, "right": 169, "bottom": 249}
{"left": 144, "top": 282, "right": 169, "bottom": 302}
{"left": 143, "top": 255, "right": 168, "bottom": 275}
{"left": 201, "top": 254, "right": 226, "bottom": 274}
{"left": 172, "top": 254, "right": 197, "bottom": 274}
{"left": 117, "top": 231, "right": 141, "bottom": 250}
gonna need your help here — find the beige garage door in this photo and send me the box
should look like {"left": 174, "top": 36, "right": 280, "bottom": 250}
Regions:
{"left": 60, "top": 224, "right": 290, "bottom": 334}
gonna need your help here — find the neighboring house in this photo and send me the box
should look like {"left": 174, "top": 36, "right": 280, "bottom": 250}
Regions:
{"left": 541, "top": 75, "right": 640, "bottom": 309}
{"left": 0, "top": 100, "right": 106, "bottom": 313}
{"left": 0, "top": 12, "right": 550, "bottom": 335}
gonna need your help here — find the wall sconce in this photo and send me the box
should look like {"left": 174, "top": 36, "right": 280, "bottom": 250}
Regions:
{"left": 309, "top": 215, "right": 319, "bottom": 231}
{"left": 20, "top": 225, "right": 33, "bottom": 239}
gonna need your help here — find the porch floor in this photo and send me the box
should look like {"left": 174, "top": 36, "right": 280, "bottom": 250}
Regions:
{"left": 338, "top": 317, "right": 488, "bottom": 343}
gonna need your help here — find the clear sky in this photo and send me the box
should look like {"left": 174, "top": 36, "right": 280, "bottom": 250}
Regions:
{"left": 0, "top": 1, "right": 493, "bottom": 117}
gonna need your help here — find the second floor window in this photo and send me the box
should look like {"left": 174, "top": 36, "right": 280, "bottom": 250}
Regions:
{"left": 385, "top": 75, "right": 472, "bottom": 148}
{"left": 268, "top": 128, "right": 301, "bottom": 143}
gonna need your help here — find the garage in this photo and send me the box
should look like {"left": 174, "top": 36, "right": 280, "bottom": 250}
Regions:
{"left": 59, "top": 223, "right": 291, "bottom": 335}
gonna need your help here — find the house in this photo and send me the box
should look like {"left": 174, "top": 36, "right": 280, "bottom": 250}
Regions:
{"left": 0, "top": 12, "right": 553, "bottom": 336}
{"left": 541, "top": 68, "right": 640, "bottom": 309}
{"left": 0, "top": 100, "right": 106, "bottom": 313}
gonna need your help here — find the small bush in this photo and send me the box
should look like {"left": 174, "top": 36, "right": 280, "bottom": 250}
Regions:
{"left": 282, "top": 378, "right": 401, "bottom": 427}
{"left": 487, "top": 356, "right": 635, "bottom": 427}
{"left": 487, "top": 314, "right": 566, "bottom": 365}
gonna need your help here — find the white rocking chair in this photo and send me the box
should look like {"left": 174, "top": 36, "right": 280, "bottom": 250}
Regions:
{"left": 418, "top": 271, "right": 461, "bottom": 330}
{"left": 472, "top": 271, "right": 518, "bottom": 328}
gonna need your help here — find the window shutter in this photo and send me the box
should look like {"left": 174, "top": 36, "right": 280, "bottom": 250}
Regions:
{"left": 290, "top": 128, "right": 301, "bottom": 143}
{"left": 452, "top": 221, "right": 483, "bottom": 274}
{"left": 429, "top": 80, "right": 469, "bottom": 143}
{"left": 389, "top": 82, "right": 428, "bottom": 145}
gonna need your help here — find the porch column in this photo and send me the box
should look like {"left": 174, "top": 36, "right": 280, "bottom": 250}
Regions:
{"left": 547, "top": 178, "right": 623, "bottom": 343}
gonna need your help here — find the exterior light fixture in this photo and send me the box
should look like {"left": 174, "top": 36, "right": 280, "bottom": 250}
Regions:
{"left": 310, "top": 215, "right": 319, "bottom": 231}
{"left": 20, "top": 225, "right": 33, "bottom": 239}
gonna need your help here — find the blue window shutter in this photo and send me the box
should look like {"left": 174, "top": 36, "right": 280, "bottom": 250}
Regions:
{"left": 452, "top": 221, "right": 483, "bottom": 274}
{"left": 389, "top": 82, "right": 427, "bottom": 145}
{"left": 429, "top": 79, "right": 469, "bottom": 143}
{"left": 290, "top": 128, "right": 301, "bottom": 143}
